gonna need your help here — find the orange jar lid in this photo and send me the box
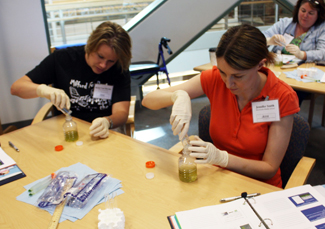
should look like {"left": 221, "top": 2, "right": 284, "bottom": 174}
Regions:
{"left": 55, "top": 145, "right": 64, "bottom": 151}
{"left": 145, "top": 161, "right": 155, "bottom": 168}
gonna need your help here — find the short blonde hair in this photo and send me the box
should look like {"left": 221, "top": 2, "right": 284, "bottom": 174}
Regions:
{"left": 85, "top": 21, "right": 132, "bottom": 72}
{"left": 216, "top": 24, "right": 275, "bottom": 70}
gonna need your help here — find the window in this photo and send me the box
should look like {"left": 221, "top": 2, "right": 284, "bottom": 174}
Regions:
{"left": 43, "top": 0, "right": 156, "bottom": 47}
{"left": 209, "top": 0, "right": 292, "bottom": 31}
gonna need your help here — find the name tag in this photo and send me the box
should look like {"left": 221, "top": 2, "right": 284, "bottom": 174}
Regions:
{"left": 93, "top": 84, "right": 113, "bottom": 100}
{"left": 251, "top": 100, "right": 280, "bottom": 123}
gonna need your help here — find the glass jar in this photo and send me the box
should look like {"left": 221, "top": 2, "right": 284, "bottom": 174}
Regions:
{"left": 178, "top": 148, "right": 197, "bottom": 183}
{"left": 274, "top": 50, "right": 283, "bottom": 67}
{"left": 63, "top": 115, "right": 79, "bottom": 142}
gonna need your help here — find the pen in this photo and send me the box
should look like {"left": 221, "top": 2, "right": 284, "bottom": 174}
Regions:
{"left": 220, "top": 192, "right": 260, "bottom": 202}
{"left": 8, "top": 141, "right": 19, "bottom": 152}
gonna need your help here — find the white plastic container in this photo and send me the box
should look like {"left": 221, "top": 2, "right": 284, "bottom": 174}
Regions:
{"left": 209, "top": 48, "right": 217, "bottom": 66}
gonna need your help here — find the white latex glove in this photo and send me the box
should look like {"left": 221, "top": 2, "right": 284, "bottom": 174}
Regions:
{"left": 188, "top": 136, "right": 229, "bottom": 167}
{"left": 36, "top": 84, "right": 70, "bottom": 109}
{"left": 285, "top": 44, "right": 305, "bottom": 60}
{"left": 266, "top": 35, "right": 286, "bottom": 46}
{"left": 89, "top": 117, "right": 110, "bottom": 138}
{"left": 169, "top": 90, "right": 192, "bottom": 140}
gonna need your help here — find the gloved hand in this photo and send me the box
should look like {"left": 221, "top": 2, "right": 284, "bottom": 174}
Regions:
{"left": 266, "top": 35, "right": 286, "bottom": 46}
{"left": 285, "top": 44, "right": 305, "bottom": 60}
{"left": 188, "top": 136, "right": 229, "bottom": 167}
{"left": 36, "top": 84, "right": 70, "bottom": 109}
{"left": 89, "top": 117, "right": 110, "bottom": 138}
{"left": 169, "top": 90, "right": 192, "bottom": 140}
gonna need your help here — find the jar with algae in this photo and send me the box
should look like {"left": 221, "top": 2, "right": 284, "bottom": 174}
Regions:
{"left": 178, "top": 135, "right": 197, "bottom": 183}
{"left": 63, "top": 114, "right": 79, "bottom": 142}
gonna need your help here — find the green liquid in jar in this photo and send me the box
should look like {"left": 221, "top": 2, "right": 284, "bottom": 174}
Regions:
{"left": 65, "top": 130, "right": 79, "bottom": 142}
{"left": 179, "top": 164, "right": 197, "bottom": 183}
{"left": 274, "top": 61, "right": 283, "bottom": 67}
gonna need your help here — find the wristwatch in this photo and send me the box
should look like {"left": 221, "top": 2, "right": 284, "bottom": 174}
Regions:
{"left": 107, "top": 117, "right": 113, "bottom": 129}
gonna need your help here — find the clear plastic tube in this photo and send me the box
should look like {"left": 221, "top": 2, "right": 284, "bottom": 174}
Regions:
{"left": 28, "top": 173, "right": 56, "bottom": 196}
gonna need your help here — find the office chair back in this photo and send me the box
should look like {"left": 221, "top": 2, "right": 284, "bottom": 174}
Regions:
{"left": 198, "top": 105, "right": 213, "bottom": 143}
{"left": 280, "top": 113, "right": 310, "bottom": 187}
{"left": 198, "top": 105, "right": 310, "bottom": 189}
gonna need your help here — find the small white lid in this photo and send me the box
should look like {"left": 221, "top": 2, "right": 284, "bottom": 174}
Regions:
{"left": 145, "top": 172, "right": 154, "bottom": 179}
{"left": 76, "top": 141, "right": 83, "bottom": 146}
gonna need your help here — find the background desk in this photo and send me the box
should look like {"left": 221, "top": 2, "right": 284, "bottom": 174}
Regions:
{"left": 0, "top": 116, "right": 280, "bottom": 228}
{"left": 194, "top": 63, "right": 325, "bottom": 126}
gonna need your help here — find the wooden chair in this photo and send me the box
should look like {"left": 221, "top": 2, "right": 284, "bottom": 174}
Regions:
{"left": 31, "top": 102, "right": 55, "bottom": 125}
{"left": 0, "top": 117, "right": 18, "bottom": 135}
{"left": 32, "top": 96, "right": 136, "bottom": 138}
{"left": 169, "top": 105, "right": 316, "bottom": 189}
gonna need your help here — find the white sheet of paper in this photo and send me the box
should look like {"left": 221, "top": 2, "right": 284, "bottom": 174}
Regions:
{"left": 0, "top": 147, "right": 16, "bottom": 170}
{"left": 284, "top": 33, "right": 294, "bottom": 45}
{"left": 252, "top": 100, "right": 280, "bottom": 123}
{"left": 175, "top": 185, "right": 325, "bottom": 229}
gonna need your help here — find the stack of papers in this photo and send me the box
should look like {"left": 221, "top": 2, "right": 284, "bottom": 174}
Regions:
{"left": 171, "top": 185, "right": 325, "bottom": 229}
{"left": 281, "top": 54, "right": 302, "bottom": 65}
{"left": 0, "top": 147, "right": 25, "bottom": 185}
{"left": 16, "top": 163, "right": 123, "bottom": 223}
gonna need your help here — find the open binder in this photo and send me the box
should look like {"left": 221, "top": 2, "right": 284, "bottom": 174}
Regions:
{"left": 170, "top": 185, "right": 325, "bottom": 229}
{"left": 0, "top": 147, "right": 25, "bottom": 186}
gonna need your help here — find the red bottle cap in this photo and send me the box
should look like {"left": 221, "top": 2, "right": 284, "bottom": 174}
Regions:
{"left": 146, "top": 161, "right": 155, "bottom": 168}
{"left": 55, "top": 145, "right": 64, "bottom": 151}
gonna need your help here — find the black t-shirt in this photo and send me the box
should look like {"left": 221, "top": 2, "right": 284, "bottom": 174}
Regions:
{"left": 27, "top": 46, "right": 131, "bottom": 123}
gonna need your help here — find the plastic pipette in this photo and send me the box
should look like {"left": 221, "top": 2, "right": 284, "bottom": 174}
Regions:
{"left": 180, "top": 134, "right": 190, "bottom": 154}
{"left": 57, "top": 107, "right": 72, "bottom": 116}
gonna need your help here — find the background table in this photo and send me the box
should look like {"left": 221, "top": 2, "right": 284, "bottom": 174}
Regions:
{"left": 0, "top": 115, "right": 281, "bottom": 228}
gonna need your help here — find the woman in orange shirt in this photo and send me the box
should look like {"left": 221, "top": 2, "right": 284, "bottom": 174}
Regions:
{"left": 142, "top": 24, "right": 299, "bottom": 187}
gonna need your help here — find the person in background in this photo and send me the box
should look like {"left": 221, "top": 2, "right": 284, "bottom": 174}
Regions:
{"left": 264, "top": 0, "right": 325, "bottom": 105}
{"left": 11, "top": 21, "right": 132, "bottom": 139}
{"left": 264, "top": 0, "right": 325, "bottom": 62}
{"left": 142, "top": 24, "right": 300, "bottom": 188}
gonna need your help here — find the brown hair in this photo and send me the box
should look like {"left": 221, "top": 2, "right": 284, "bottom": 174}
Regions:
{"left": 292, "top": 0, "right": 325, "bottom": 26}
{"left": 85, "top": 21, "right": 132, "bottom": 72}
{"left": 216, "top": 24, "right": 275, "bottom": 70}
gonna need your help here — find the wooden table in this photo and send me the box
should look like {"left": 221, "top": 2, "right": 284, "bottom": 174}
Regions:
{"left": 194, "top": 63, "right": 325, "bottom": 126}
{"left": 0, "top": 116, "right": 281, "bottom": 229}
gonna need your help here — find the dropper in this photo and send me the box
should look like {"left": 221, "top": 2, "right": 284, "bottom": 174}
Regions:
{"left": 57, "top": 107, "right": 72, "bottom": 116}
{"left": 180, "top": 134, "right": 190, "bottom": 155}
